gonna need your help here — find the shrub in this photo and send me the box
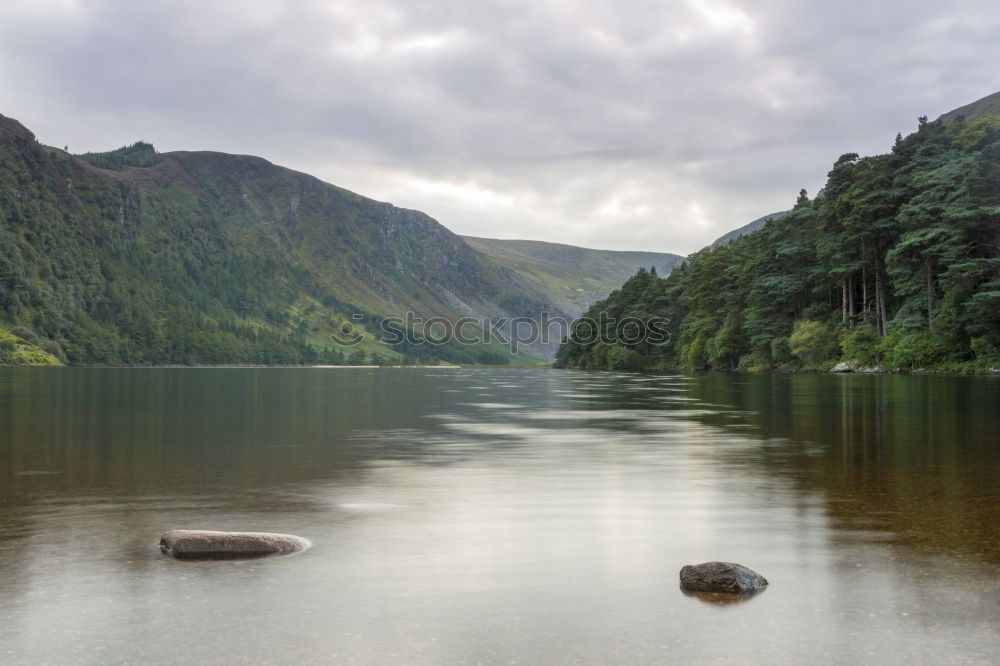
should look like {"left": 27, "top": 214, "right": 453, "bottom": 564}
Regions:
{"left": 770, "top": 336, "right": 793, "bottom": 365}
{"left": 706, "top": 318, "right": 741, "bottom": 369}
{"left": 41, "top": 339, "right": 66, "bottom": 363}
{"left": 971, "top": 337, "right": 1000, "bottom": 367}
{"left": 684, "top": 334, "right": 709, "bottom": 369}
{"left": 882, "top": 332, "right": 952, "bottom": 369}
{"left": 0, "top": 339, "right": 15, "bottom": 364}
{"left": 608, "top": 345, "right": 646, "bottom": 370}
{"left": 789, "top": 320, "right": 836, "bottom": 368}
{"left": 10, "top": 326, "right": 37, "bottom": 344}
{"left": 838, "top": 324, "right": 881, "bottom": 366}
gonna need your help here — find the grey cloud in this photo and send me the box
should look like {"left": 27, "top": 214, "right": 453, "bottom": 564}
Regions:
{"left": 1, "top": 0, "right": 998, "bottom": 253}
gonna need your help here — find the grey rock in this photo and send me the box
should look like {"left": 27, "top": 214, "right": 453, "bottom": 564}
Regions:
{"left": 679, "top": 561, "right": 768, "bottom": 593}
{"left": 831, "top": 360, "right": 856, "bottom": 373}
{"left": 160, "top": 529, "right": 310, "bottom": 560}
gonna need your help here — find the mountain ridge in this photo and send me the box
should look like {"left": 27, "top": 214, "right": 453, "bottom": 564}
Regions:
{"left": 938, "top": 89, "right": 1000, "bottom": 124}
{"left": 0, "top": 111, "right": 691, "bottom": 364}
{"left": 707, "top": 210, "right": 789, "bottom": 249}
{"left": 0, "top": 112, "right": 570, "bottom": 364}
{"left": 462, "top": 236, "right": 682, "bottom": 315}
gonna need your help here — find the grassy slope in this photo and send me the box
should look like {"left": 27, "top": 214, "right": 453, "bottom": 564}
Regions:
{"left": 0, "top": 327, "right": 61, "bottom": 365}
{"left": 939, "top": 90, "right": 1000, "bottom": 124}
{"left": 462, "top": 237, "right": 682, "bottom": 316}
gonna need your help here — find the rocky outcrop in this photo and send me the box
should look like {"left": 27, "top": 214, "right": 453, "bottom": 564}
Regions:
{"left": 679, "top": 561, "right": 768, "bottom": 593}
{"left": 831, "top": 360, "right": 884, "bottom": 374}
{"left": 159, "top": 530, "right": 310, "bottom": 560}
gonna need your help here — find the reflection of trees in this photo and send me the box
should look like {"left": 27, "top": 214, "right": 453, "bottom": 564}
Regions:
{"left": 0, "top": 367, "right": 457, "bottom": 581}
{"left": 682, "top": 372, "right": 1000, "bottom": 562}
{"left": 0, "top": 367, "right": 465, "bottom": 496}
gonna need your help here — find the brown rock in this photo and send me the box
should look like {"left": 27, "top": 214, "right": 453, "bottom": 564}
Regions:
{"left": 679, "top": 561, "right": 768, "bottom": 593}
{"left": 160, "top": 529, "right": 310, "bottom": 560}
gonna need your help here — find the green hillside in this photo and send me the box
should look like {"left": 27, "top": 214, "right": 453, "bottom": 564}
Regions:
{"left": 939, "top": 90, "right": 1000, "bottom": 124}
{"left": 707, "top": 210, "right": 789, "bottom": 249}
{"left": 557, "top": 95, "right": 1000, "bottom": 373}
{"left": 0, "top": 326, "right": 61, "bottom": 365}
{"left": 462, "top": 237, "right": 681, "bottom": 316}
{"left": 0, "top": 113, "right": 574, "bottom": 366}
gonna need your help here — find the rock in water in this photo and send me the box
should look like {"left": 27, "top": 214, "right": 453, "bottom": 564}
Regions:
{"left": 159, "top": 530, "right": 310, "bottom": 560}
{"left": 679, "top": 561, "right": 768, "bottom": 593}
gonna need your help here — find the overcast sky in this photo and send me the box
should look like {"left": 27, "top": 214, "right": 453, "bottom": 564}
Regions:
{"left": 1, "top": 0, "right": 998, "bottom": 254}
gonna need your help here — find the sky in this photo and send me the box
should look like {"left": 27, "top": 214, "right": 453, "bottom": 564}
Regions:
{"left": 0, "top": 0, "right": 998, "bottom": 254}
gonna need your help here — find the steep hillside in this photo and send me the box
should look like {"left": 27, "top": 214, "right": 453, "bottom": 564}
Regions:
{"left": 557, "top": 93, "right": 1000, "bottom": 372}
{"left": 0, "top": 326, "right": 60, "bottom": 365}
{"left": 0, "top": 113, "right": 574, "bottom": 365}
{"left": 708, "top": 210, "right": 788, "bottom": 249}
{"left": 939, "top": 90, "right": 1000, "bottom": 124}
{"left": 462, "top": 237, "right": 681, "bottom": 316}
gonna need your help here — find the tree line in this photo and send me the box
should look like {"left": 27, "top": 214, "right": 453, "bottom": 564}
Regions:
{"left": 556, "top": 113, "right": 1000, "bottom": 372}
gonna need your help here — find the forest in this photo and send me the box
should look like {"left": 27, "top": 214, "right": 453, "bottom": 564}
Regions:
{"left": 556, "top": 112, "right": 1000, "bottom": 372}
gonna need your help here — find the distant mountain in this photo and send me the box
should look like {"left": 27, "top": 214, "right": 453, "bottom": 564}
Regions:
{"left": 938, "top": 90, "right": 1000, "bottom": 124}
{"left": 462, "top": 237, "right": 682, "bottom": 316}
{"left": 707, "top": 210, "right": 789, "bottom": 249}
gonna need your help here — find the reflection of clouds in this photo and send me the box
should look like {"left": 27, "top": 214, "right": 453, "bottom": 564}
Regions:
{"left": 337, "top": 502, "right": 406, "bottom": 511}
{"left": 456, "top": 402, "right": 526, "bottom": 409}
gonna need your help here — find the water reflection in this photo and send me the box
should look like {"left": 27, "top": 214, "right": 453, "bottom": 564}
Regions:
{"left": 681, "top": 587, "right": 767, "bottom": 605}
{"left": 0, "top": 368, "right": 998, "bottom": 664}
{"left": 681, "top": 373, "right": 1000, "bottom": 563}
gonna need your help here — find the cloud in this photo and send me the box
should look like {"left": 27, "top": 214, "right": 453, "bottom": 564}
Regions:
{"left": 1, "top": 0, "right": 998, "bottom": 253}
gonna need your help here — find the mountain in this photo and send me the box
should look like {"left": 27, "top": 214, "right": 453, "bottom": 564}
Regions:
{"left": 1, "top": 112, "right": 603, "bottom": 365}
{"left": 557, "top": 92, "right": 1000, "bottom": 372}
{"left": 938, "top": 90, "right": 1000, "bottom": 124}
{"left": 0, "top": 112, "right": 692, "bottom": 366}
{"left": 462, "top": 237, "right": 681, "bottom": 316}
{"left": 707, "top": 210, "right": 788, "bottom": 249}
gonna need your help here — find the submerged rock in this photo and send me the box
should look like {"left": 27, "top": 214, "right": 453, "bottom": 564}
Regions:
{"left": 159, "top": 529, "right": 310, "bottom": 560}
{"left": 679, "top": 561, "right": 768, "bottom": 593}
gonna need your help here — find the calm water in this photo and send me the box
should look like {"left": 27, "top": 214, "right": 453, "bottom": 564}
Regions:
{"left": 1, "top": 368, "right": 998, "bottom": 665}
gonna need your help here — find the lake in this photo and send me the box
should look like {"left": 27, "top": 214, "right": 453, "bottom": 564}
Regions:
{"left": 1, "top": 368, "right": 998, "bottom": 664}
